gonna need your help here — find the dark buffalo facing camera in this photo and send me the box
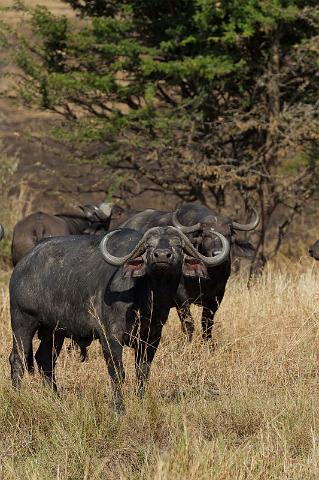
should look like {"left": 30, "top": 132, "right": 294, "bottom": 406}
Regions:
{"left": 9, "top": 226, "right": 229, "bottom": 413}
{"left": 11, "top": 203, "right": 135, "bottom": 361}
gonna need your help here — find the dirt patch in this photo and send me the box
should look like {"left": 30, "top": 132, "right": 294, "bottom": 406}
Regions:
{"left": 0, "top": 98, "right": 109, "bottom": 211}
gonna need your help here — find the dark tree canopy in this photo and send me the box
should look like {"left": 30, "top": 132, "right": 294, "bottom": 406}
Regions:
{"left": 9, "top": 0, "right": 319, "bottom": 269}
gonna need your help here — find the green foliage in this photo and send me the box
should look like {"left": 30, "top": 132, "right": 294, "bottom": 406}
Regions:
{"left": 13, "top": 1, "right": 318, "bottom": 138}
{"left": 32, "top": 6, "right": 68, "bottom": 72}
{"left": 8, "top": 0, "right": 319, "bottom": 265}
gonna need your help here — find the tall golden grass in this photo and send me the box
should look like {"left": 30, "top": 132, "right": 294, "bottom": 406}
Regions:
{"left": 0, "top": 258, "right": 319, "bottom": 479}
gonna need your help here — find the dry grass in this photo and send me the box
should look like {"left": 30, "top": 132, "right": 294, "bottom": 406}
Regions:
{"left": 0, "top": 178, "right": 34, "bottom": 277}
{"left": 1, "top": 2, "right": 319, "bottom": 476}
{"left": 0, "top": 259, "right": 319, "bottom": 479}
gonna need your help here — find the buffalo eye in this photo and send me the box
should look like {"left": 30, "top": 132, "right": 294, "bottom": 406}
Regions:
{"left": 169, "top": 238, "right": 182, "bottom": 248}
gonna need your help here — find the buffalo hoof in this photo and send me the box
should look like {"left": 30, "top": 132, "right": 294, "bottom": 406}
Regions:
{"left": 80, "top": 347, "right": 88, "bottom": 362}
{"left": 114, "top": 403, "right": 126, "bottom": 416}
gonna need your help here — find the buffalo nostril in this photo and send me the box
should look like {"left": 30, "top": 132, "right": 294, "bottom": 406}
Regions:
{"left": 154, "top": 249, "right": 172, "bottom": 261}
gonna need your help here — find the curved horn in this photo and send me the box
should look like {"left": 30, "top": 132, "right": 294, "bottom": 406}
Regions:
{"left": 0, "top": 224, "right": 4, "bottom": 241}
{"left": 98, "top": 202, "right": 114, "bottom": 219}
{"left": 232, "top": 208, "right": 260, "bottom": 231}
{"left": 80, "top": 204, "right": 112, "bottom": 221}
{"left": 100, "top": 227, "right": 160, "bottom": 266}
{"left": 90, "top": 204, "right": 111, "bottom": 220}
{"left": 172, "top": 210, "right": 201, "bottom": 233}
{"left": 92, "top": 205, "right": 107, "bottom": 217}
{"left": 170, "top": 226, "right": 230, "bottom": 266}
{"left": 101, "top": 226, "right": 230, "bottom": 268}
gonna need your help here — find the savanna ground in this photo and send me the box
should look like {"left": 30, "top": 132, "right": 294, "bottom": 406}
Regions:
{"left": 0, "top": 250, "right": 319, "bottom": 479}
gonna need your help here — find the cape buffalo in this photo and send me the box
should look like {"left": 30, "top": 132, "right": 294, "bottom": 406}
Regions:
{"left": 11, "top": 202, "right": 137, "bottom": 362}
{"left": 11, "top": 203, "right": 114, "bottom": 266}
{"left": 309, "top": 240, "right": 319, "bottom": 260}
{"left": 0, "top": 224, "right": 4, "bottom": 241}
{"left": 9, "top": 226, "right": 229, "bottom": 413}
{"left": 120, "top": 203, "right": 259, "bottom": 341}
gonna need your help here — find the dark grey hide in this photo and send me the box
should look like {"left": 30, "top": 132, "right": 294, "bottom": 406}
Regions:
{"left": 9, "top": 227, "right": 210, "bottom": 413}
{"left": 309, "top": 240, "right": 319, "bottom": 260}
{"left": 0, "top": 224, "right": 4, "bottom": 241}
{"left": 121, "top": 203, "right": 257, "bottom": 342}
{"left": 11, "top": 204, "right": 113, "bottom": 267}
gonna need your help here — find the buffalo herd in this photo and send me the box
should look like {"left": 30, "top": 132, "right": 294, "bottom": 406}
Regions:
{"left": 0, "top": 202, "right": 317, "bottom": 413}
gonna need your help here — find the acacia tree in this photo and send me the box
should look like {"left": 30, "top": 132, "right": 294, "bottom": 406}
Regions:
{"left": 10, "top": 0, "right": 319, "bottom": 270}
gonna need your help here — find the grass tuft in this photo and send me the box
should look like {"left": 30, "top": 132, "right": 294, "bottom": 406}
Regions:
{"left": 0, "top": 264, "right": 319, "bottom": 478}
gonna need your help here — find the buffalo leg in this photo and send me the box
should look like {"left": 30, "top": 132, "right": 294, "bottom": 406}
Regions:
{"left": 201, "top": 294, "right": 224, "bottom": 341}
{"left": 67, "top": 339, "right": 88, "bottom": 362}
{"left": 176, "top": 305, "right": 194, "bottom": 342}
{"left": 100, "top": 337, "right": 125, "bottom": 414}
{"left": 75, "top": 339, "right": 89, "bottom": 362}
{"left": 135, "top": 333, "right": 161, "bottom": 399}
{"left": 79, "top": 345, "right": 88, "bottom": 362}
{"left": 35, "top": 332, "right": 64, "bottom": 391}
{"left": 10, "top": 312, "right": 38, "bottom": 389}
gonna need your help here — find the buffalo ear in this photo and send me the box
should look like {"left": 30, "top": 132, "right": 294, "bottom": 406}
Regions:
{"left": 122, "top": 257, "right": 147, "bottom": 277}
{"left": 232, "top": 239, "right": 256, "bottom": 258}
{"left": 183, "top": 257, "right": 208, "bottom": 278}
